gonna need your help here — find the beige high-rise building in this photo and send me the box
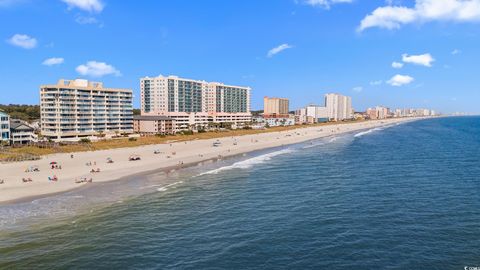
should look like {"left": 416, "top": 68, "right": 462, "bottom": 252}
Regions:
{"left": 366, "top": 106, "right": 389, "bottom": 119}
{"left": 263, "top": 97, "right": 289, "bottom": 118}
{"left": 325, "top": 93, "right": 353, "bottom": 121}
{"left": 140, "top": 75, "right": 251, "bottom": 130}
{"left": 40, "top": 79, "right": 133, "bottom": 141}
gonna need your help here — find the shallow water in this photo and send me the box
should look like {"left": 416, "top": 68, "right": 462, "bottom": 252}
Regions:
{"left": 1, "top": 117, "right": 480, "bottom": 269}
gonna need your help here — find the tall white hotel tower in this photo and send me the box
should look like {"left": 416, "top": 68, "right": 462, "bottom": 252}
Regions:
{"left": 140, "top": 75, "right": 251, "bottom": 130}
{"left": 325, "top": 93, "right": 353, "bottom": 121}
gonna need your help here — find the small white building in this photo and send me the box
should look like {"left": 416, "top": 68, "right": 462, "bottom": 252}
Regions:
{"left": 295, "top": 105, "right": 329, "bottom": 124}
{"left": 10, "top": 119, "right": 38, "bottom": 145}
{"left": 253, "top": 117, "right": 295, "bottom": 127}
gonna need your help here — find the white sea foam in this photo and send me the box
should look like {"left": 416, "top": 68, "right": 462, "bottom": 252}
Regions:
{"left": 302, "top": 136, "right": 339, "bottom": 149}
{"left": 354, "top": 124, "right": 401, "bottom": 138}
{"left": 354, "top": 127, "right": 384, "bottom": 138}
{"left": 196, "top": 149, "right": 294, "bottom": 176}
{"left": 157, "top": 181, "right": 183, "bottom": 192}
{"left": 302, "top": 143, "right": 322, "bottom": 149}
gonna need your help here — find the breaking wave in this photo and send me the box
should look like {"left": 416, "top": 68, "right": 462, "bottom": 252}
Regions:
{"left": 354, "top": 127, "right": 384, "bottom": 138}
{"left": 196, "top": 149, "right": 294, "bottom": 176}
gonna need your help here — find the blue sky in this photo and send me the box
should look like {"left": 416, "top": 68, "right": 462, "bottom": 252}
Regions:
{"left": 1, "top": 0, "right": 480, "bottom": 113}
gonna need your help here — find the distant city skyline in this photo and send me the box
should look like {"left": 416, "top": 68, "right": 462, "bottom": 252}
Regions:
{"left": 1, "top": 0, "right": 480, "bottom": 114}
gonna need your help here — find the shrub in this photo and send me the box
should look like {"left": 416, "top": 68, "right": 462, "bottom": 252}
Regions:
{"left": 128, "top": 137, "right": 137, "bottom": 142}
{"left": 181, "top": 130, "right": 194, "bottom": 135}
{"left": 79, "top": 138, "right": 91, "bottom": 144}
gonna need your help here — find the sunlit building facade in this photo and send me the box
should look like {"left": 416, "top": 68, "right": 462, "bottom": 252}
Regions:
{"left": 40, "top": 79, "right": 133, "bottom": 141}
{"left": 140, "top": 75, "right": 251, "bottom": 130}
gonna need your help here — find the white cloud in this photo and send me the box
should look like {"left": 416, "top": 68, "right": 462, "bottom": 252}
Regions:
{"left": 42, "top": 57, "right": 64, "bottom": 66}
{"left": 75, "top": 16, "right": 98, "bottom": 24}
{"left": 62, "top": 0, "right": 104, "bottom": 13}
{"left": 392, "top": 61, "right": 404, "bottom": 68}
{"left": 358, "top": 0, "right": 480, "bottom": 31}
{"left": 387, "top": 74, "right": 414, "bottom": 86}
{"left": 267, "top": 44, "right": 293, "bottom": 57}
{"left": 303, "top": 0, "right": 353, "bottom": 9}
{"left": 76, "top": 61, "right": 121, "bottom": 77}
{"left": 451, "top": 49, "right": 461, "bottom": 55}
{"left": 7, "top": 34, "right": 37, "bottom": 49}
{"left": 402, "top": 53, "right": 435, "bottom": 67}
{"left": 352, "top": 86, "right": 363, "bottom": 92}
{"left": 370, "top": 80, "right": 383, "bottom": 85}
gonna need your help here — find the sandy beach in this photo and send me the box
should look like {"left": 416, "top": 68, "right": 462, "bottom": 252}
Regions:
{"left": 0, "top": 118, "right": 421, "bottom": 204}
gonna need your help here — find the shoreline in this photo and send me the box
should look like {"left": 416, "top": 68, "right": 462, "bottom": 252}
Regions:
{"left": 0, "top": 118, "right": 426, "bottom": 205}
{"left": 1, "top": 154, "right": 228, "bottom": 206}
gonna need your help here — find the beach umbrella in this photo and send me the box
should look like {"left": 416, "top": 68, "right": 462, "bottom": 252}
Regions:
{"left": 50, "top": 161, "right": 57, "bottom": 165}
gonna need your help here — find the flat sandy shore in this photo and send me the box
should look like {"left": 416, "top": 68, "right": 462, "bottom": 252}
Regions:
{"left": 0, "top": 118, "right": 421, "bottom": 204}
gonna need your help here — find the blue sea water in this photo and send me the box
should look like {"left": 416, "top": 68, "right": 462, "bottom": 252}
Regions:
{"left": 1, "top": 117, "right": 480, "bottom": 269}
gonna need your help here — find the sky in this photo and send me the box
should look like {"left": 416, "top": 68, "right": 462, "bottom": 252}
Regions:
{"left": 1, "top": 0, "right": 480, "bottom": 114}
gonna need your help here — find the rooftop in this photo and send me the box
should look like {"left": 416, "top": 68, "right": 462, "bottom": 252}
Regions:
{"left": 10, "top": 119, "right": 33, "bottom": 130}
{"left": 41, "top": 79, "right": 131, "bottom": 93}
{"left": 141, "top": 75, "right": 250, "bottom": 89}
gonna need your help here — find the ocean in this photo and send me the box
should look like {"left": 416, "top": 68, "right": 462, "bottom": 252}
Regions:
{"left": 1, "top": 117, "right": 479, "bottom": 269}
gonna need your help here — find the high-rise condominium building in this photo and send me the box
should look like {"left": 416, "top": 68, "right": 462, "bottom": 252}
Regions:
{"left": 263, "top": 97, "right": 289, "bottom": 118}
{"left": 0, "top": 111, "right": 10, "bottom": 144}
{"left": 325, "top": 93, "right": 353, "bottom": 121}
{"left": 40, "top": 79, "right": 133, "bottom": 141}
{"left": 367, "top": 106, "right": 389, "bottom": 120}
{"left": 140, "top": 75, "right": 251, "bottom": 130}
